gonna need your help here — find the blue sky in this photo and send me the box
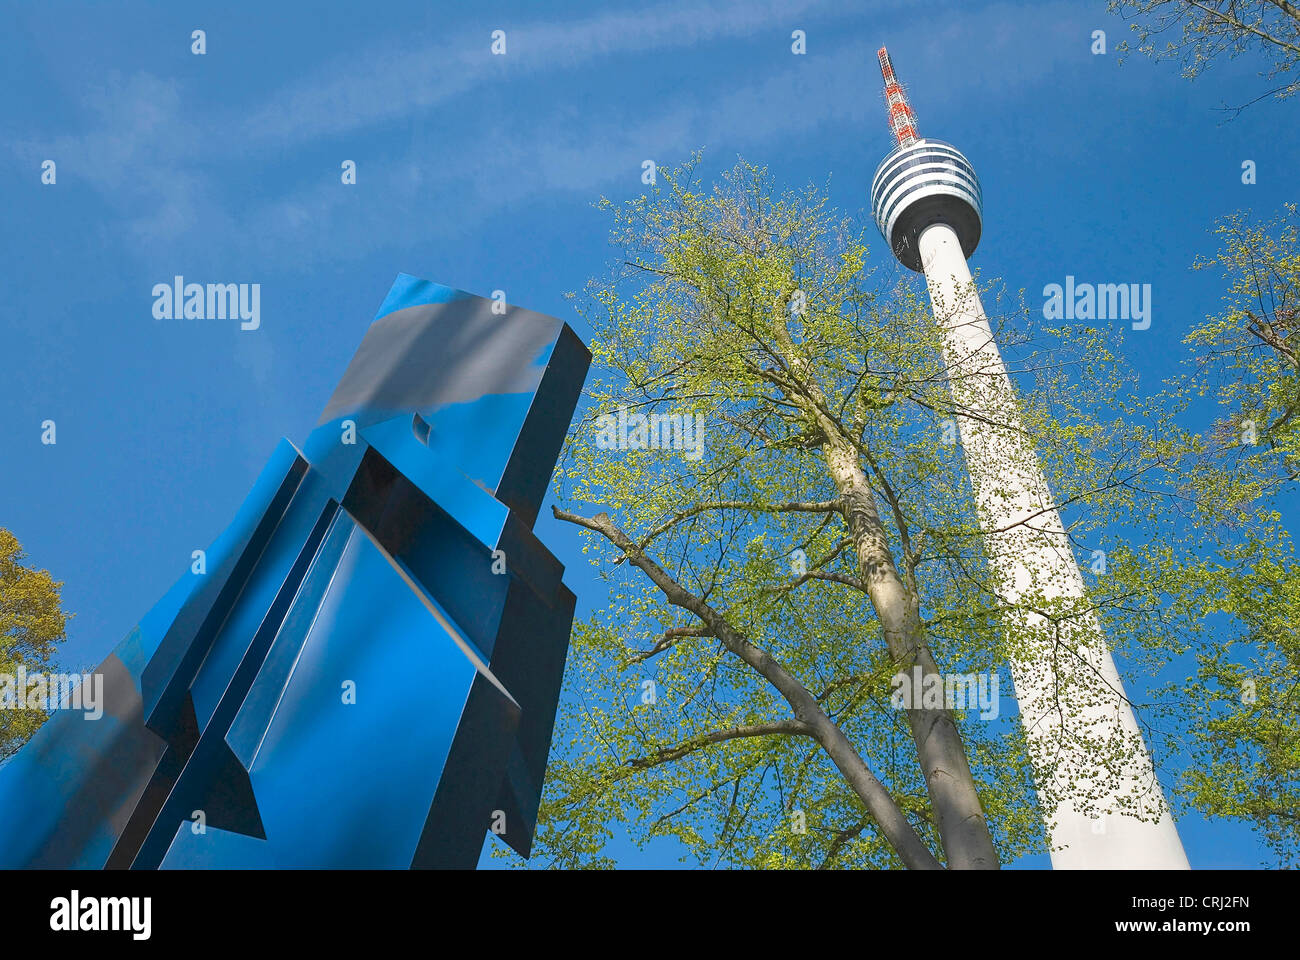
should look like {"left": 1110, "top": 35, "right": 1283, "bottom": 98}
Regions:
{"left": 1, "top": 0, "right": 1295, "bottom": 868}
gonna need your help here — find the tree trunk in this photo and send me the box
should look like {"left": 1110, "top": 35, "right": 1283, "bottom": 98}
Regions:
{"left": 823, "top": 442, "right": 1000, "bottom": 868}
{"left": 769, "top": 290, "right": 999, "bottom": 868}
{"left": 554, "top": 506, "right": 945, "bottom": 869}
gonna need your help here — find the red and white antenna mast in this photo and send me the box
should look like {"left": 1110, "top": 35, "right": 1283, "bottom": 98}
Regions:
{"left": 877, "top": 46, "right": 918, "bottom": 147}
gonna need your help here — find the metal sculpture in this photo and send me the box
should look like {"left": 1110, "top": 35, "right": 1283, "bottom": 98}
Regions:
{"left": 0, "top": 275, "right": 589, "bottom": 868}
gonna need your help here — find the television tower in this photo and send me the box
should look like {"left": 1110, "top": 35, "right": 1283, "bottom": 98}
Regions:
{"left": 869, "top": 47, "right": 1188, "bottom": 868}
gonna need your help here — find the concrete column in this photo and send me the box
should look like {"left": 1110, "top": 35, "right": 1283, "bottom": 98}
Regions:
{"left": 916, "top": 222, "right": 1188, "bottom": 868}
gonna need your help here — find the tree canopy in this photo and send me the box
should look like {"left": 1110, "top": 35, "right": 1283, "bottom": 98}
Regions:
{"left": 521, "top": 159, "right": 1244, "bottom": 869}
{"left": 1152, "top": 204, "right": 1300, "bottom": 866}
{"left": 0, "top": 528, "right": 71, "bottom": 761}
{"left": 1108, "top": 0, "right": 1300, "bottom": 111}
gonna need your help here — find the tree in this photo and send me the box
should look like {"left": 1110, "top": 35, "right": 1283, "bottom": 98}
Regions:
{"left": 1188, "top": 204, "right": 1300, "bottom": 484}
{"left": 0, "top": 528, "right": 71, "bottom": 761}
{"left": 1146, "top": 206, "right": 1300, "bottom": 866}
{"left": 1107, "top": 0, "right": 1300, "bottom": 111}
{"left": 1104, "top": 0, "right": 1300, "bottom": 863}
{"left": 528, "top": 159, "right": 1193, "bottom": 869}
{"left": 1172, "top": 548, "right": 1300, "bottom": 867}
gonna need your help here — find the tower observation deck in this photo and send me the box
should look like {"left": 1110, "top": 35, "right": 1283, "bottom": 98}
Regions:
{"left": 870, "top": 48, "right": 981, "bottom": 272}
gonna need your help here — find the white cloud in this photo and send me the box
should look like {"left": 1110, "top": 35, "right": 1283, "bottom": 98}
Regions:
{"left": 7, "top": 0, "right": 1085, "bottom": 270}
{"left": 238, "top": 0, "right": 843, "bottom": 146}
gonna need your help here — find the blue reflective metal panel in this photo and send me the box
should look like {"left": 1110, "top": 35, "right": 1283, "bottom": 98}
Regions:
{"left": 0, "top": 276, "right": 589, "bottom": 869}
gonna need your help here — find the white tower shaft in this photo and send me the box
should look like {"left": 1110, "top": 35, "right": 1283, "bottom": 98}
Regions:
{"left": 917, "top": 223, "right": 1188, "bottom": 868}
